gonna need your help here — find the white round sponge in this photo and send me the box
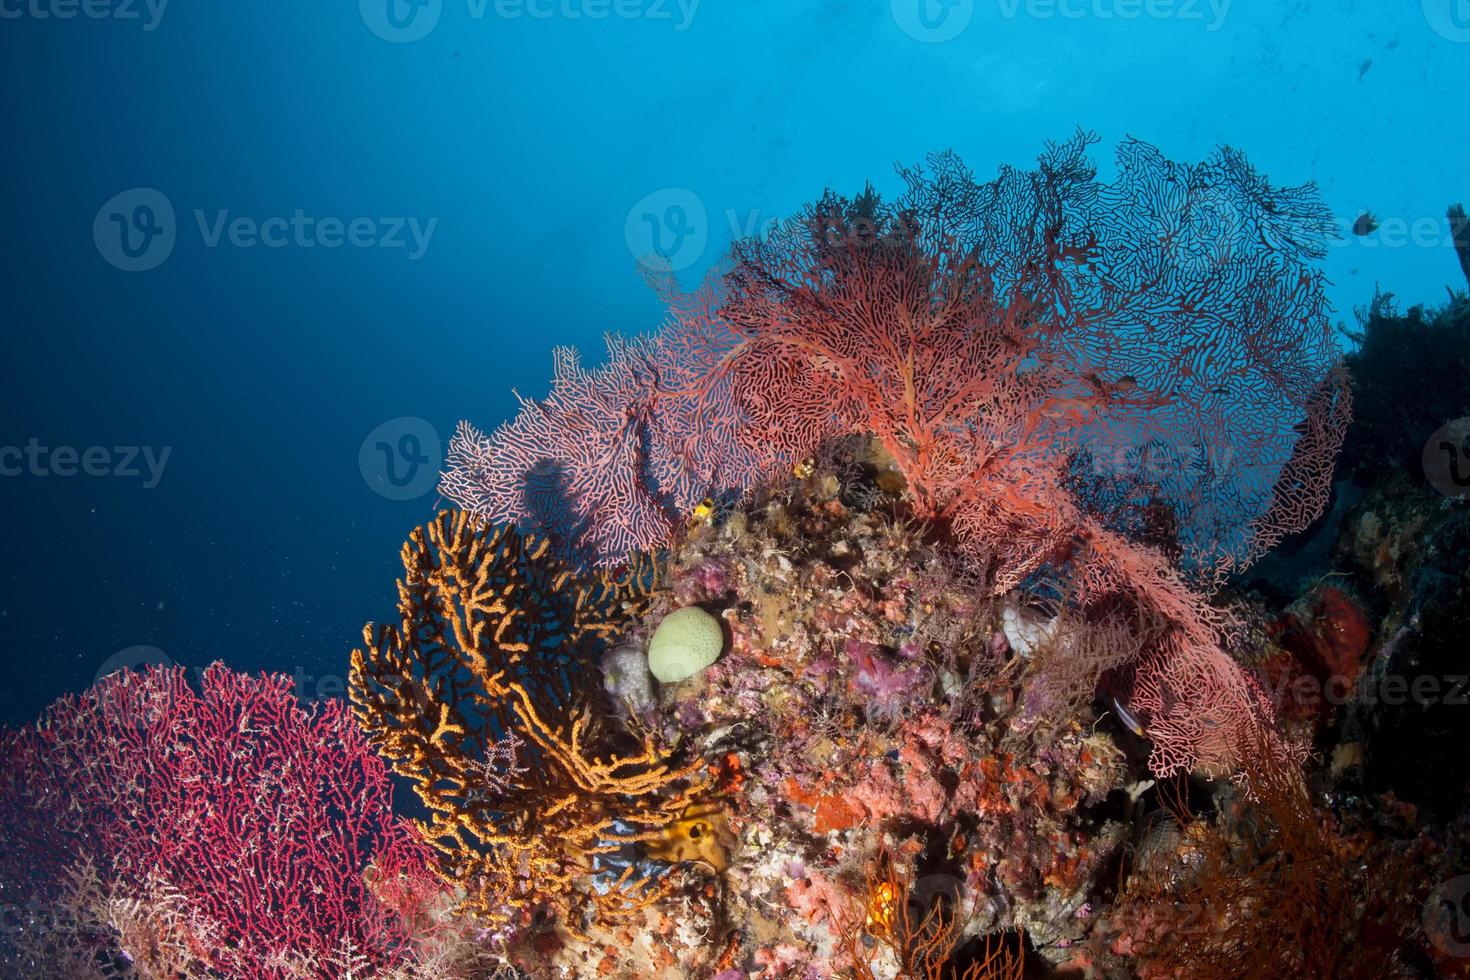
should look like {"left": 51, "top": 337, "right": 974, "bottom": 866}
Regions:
{"left": 647, "top": 606, "right": 725, "bottom": 684}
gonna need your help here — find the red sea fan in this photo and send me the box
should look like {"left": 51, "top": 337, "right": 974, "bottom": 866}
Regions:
{"left": 709, "top": 134, "right": 1347, "bottom": 590}
{"left": 0, "top": 663, "right": 433, "bottom": 978}
{"left": 444, "top": 134, "right": 1344, "bottom": 583}
{"left": 441, "top": 133, "right": 1348, "bottom": 777}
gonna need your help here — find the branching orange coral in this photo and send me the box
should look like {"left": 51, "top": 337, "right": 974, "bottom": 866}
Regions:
{"left": 836, "top": 847, "right": 1024, "bottom": 980}
{"left": 349, "top": 511, "right": 706, "bottom": 936}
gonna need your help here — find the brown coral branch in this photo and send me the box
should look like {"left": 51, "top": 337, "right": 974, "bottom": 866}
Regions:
{"left": 1450, "top": 203, "right": 1470, "bottom": 290}
{"left": 1112, "top": 741, "right": 1424, "bottom": 979}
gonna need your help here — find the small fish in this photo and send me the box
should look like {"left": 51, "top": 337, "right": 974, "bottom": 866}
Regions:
{"left": 1352, "top": 211, "right": 1379, "bottom": 236}
{"left": 644, "top": 802, "right": 733, "bottom": 872}
{"left": 1358, "top": 58, "right": 1373, "bottom": 81}
{"left": 1087, "top": 373, "right": 1139, "bottom": 398}
{"left": 690, "top": 497, "right": 716, "bottom": 522}
{"left": 1114, "top": 697, "right": 1146, "bottom": 736}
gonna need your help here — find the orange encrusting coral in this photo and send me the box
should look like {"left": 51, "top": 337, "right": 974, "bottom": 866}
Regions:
{"left": 349, "top": 510, "right": 707, "bottom": 938}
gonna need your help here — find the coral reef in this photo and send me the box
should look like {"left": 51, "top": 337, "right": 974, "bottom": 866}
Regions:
{"left": 349, "top": 510, "right": 708, "bottom": 941}
{"left": 1100, "top": 288, "right": 1470, "bottom": 979}
{"left": 401, "top": 439, "right": 1451, "bottom": 978}
{"left": 350, "top": 449, "right": 1150, "bottom": 976}
{"left": 9, "top": 143, "right": 1463, "bottom": 980}
{"left": 1311, "top": 293, "right": 1470, "bottom": 825}
{"left": 406, "top": 139, "right": 1439, "bottom": 977}
{"left": 623, "top": 456, "right": 1130, "bottom": 975}
{"left": 1105, "top": 748, "right": 1428, "bottom": 979}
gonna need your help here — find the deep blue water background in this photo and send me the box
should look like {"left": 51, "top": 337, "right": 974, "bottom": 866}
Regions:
{"left": 1, "top": 0, "right": 1465, "bottom": 726}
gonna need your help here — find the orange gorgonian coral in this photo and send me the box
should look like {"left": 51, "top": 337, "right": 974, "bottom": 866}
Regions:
{"left": 835, "top": 846, "right": 1025, "bottom": 980}
{"left": 349, "top": 510, "right": 707, "bottom": 937}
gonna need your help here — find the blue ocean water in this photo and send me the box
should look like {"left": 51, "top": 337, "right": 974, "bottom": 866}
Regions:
{"left": 0, "top": 0, "right": 1465, "bottom": 726}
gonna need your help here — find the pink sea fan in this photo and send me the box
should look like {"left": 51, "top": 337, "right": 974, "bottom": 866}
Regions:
{"left": 441, "top": 337, "right": 676, "bottom": 561}
{"left": 0, "top": 663, "right": 430, "bottom": 979}
{"left": 442, "top": 323, "right": 766, "bottom": 564}
{"left": 446, "top": 135, "right": 1345, "bottom": 581}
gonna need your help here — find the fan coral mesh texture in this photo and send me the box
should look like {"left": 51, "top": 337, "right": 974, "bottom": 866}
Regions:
{"left": 0, "top": 663, "right": 428, "bottom": 979}
{"left": 441, "top": 135, "right": 1348, "bottom": 779}
{"left": 444, "top": 134, "right": 1345, "bottom": 581}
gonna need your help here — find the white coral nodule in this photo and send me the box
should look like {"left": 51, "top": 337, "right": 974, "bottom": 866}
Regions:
{"left": 646, "top": 606, "right": 725, "bottom": 684}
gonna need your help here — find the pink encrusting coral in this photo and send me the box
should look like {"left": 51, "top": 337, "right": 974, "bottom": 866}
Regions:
{"left": 618, "top": 466, "right": 1130, "bottom": 973}
{"left": 0, "top": 663, "right": 437, "bottom": 978}
{"left": 442, "top": 134, "right": 1348, "bottom": 779}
